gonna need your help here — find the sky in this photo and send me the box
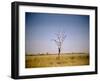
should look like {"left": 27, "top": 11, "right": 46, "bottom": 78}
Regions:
{"left": 25, "top": 12, "right": 89, "bottom": 54}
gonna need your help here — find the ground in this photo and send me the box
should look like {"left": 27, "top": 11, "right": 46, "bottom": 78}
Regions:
{"left": 25, "top": 53, "right": 89, "bottom": 68}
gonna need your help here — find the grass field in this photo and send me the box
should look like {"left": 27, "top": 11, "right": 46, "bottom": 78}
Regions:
{"left": 25, "top": 53, "right": 89, "bottom": 68}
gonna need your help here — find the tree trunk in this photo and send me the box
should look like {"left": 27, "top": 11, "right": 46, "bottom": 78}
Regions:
{"left": 58, "top": 48, "right": 61, "bottom": 55}
{"left": 58, "top": 48, "right": 61, "bottom": 59}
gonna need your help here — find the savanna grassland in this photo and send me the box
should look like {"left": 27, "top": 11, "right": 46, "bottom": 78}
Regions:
{"left": 25, "top": 53, "right": 89, "bottom": 68}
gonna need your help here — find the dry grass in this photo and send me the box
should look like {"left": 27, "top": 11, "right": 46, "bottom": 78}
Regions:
{"left": 25, "top": 53, "right": 89, "bottom": 68}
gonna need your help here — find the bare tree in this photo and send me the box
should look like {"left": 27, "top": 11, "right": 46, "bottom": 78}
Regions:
{"left": 53, "top": 32, "right": 66, "bottom": 57}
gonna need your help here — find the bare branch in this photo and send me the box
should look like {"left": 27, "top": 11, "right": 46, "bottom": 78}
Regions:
{"left": 52, "top": 31, "right": 66, "bottom": 55}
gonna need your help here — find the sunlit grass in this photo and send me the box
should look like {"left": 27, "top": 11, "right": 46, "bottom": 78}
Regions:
{"left": 25, "top": 53, "right": 89, "bottom": 68}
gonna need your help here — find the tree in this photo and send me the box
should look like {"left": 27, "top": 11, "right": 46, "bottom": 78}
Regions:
{"left": 53, "top": 32, "right": 66, "bottom": 57}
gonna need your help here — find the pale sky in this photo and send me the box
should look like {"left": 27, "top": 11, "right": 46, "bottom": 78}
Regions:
{"left": 25, "top": 12, "right": 89, "bottom": 54}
